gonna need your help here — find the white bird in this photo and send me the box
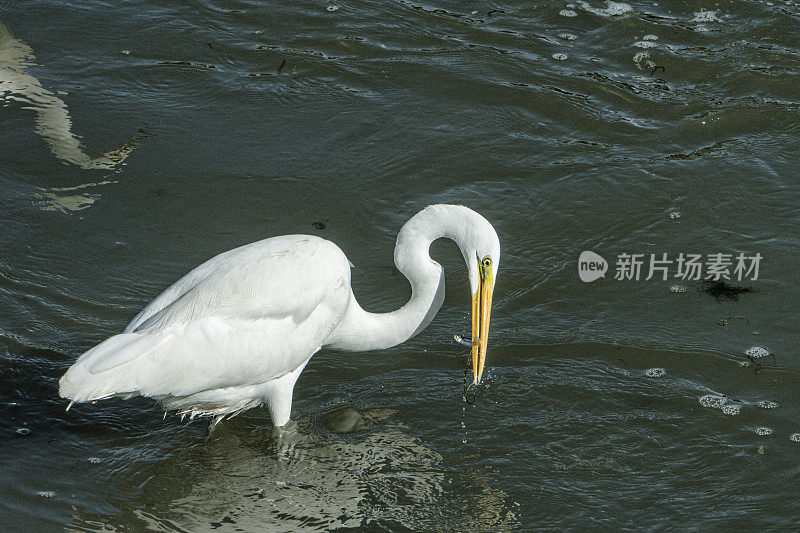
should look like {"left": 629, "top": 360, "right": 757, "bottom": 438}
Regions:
{"left": 59, "top": 204, "right": 500, "bottom": 428}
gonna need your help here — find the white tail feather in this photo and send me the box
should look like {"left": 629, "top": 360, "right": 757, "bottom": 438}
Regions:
{"left": 59, "top": 332, "right": 164, "bottom": 403}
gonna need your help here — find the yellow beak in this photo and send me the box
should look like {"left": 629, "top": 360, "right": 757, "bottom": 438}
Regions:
{"left": 471, "top": 257, "right": 494, "bottom": 385}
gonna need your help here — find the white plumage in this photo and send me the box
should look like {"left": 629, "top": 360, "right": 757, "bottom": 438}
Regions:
{"left": 60, "top": 204, "right": 500, "bottom": 428}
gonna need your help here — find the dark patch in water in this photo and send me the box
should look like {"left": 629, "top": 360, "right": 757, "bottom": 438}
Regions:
{"left": 698, "top": 279, "right": 754, "bottom": 301}
{"left": 655, "top": 140, "right": 730, "bottom": 161}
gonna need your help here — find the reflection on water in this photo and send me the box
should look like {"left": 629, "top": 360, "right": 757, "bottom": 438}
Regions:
{"left": 0, "top": 22, "right": 136, "bottom": 170}
{"left": 34, "top": 180, "right": 116, "bottom": 214}
{"left": 68, "top": 408, "right": 517, "bottom": 532}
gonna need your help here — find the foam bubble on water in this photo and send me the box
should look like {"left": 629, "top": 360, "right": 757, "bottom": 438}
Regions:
{"left": 38, "top": 491, "right": 55, "bottom": 498}
{"left": 754, "top": 427, "right": 773, "bottom": 436}
{"left": 790, "top": 434, "right": 800, "bottom": 442}
{"left": 699, "top": 394, "right": 726, "bottom": 408}
{"left": 634, "top": 41, "right": 658, "bottom": 48}
{"left": 15, "top": 427, "right": 30, "bottom": 436}
{"left": 669, "top": 210, "right": 681, "bottom": 219}
{"left": 756, "top": 400, "right": 779, "bottom": 409}
{"left": 645, "top": 368, "right": 666, "bottom": 377}
{"left": 643, "top": 34, "right": 658, "bottom": 40}
{"left": 559, "top": 9, "right": 579, "bottom": 17}
{"left": 326, "top": 5, "right": 339, "bottom": 11}
{"left": 579, "top": 1, "right": 633, "bottom": 17}
{"left": 88, "top": 457, "right": 103, "bottom": 464}
{"left": 669, "top": 285, "right": 686, "bottom": 293}
{"left": 692, "top": 10, "right": 722, "bottom": 22}
{"left": 739, "top": 361, "right": 751, "bottom": 367}
{"left": 552, "top": 53, "right": 569, "bottom": 60}
{"left": 633, "top": 51, "right": 655, "bottom": 70}
{"left": 745, "top": 346, "right": 770, "bottom": 358}
{"left": 722, "top": 404, "right": 741, "bottom": 416}
{"left": 559, "top": 33, "right": 577, "bottom": 40}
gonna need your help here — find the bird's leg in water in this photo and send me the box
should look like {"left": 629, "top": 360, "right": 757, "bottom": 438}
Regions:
{"left": 271, "top": 419, "right": 304, "bottom": 458}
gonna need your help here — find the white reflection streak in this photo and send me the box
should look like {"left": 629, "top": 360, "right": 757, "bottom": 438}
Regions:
{"left": 0, "top": 23, "right": 135, "bottom": 170}
{"left": 34, "top": 180, "right": 117, "bottom": 213}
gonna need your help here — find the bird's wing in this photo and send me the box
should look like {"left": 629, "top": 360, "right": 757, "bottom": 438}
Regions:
{"left": 60, "top": 235, "right": 351, "bottom": 402}
{"left": 125, "top": 235, "right": 336, "bottom": 334}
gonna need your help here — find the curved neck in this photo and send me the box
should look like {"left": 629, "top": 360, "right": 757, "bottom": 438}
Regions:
{"left": 325, "top": 206, "right": 472, "bottom": 352}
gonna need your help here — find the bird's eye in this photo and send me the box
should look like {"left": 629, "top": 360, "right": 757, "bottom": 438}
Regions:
{"left": 482, "top": 257, "right": 492, "bottom": 267}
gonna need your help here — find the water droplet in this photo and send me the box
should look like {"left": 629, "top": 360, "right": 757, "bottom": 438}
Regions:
{"left": 552, "top": 53, "right": 568, "bottom": 61}
{"left": 722, "top": 404, "right": 741, "bottom": 416}
{"left": 691, "top": 10, "right": 722, "bottom": 23}
{"left": 578, "top": 0, "right": 633, "bottom": 16}
{"left": 633, "top": 51, "right": 654, "bottom": 70}
{"left": 15, "top": 427, "right": 30, "bottom": 436}
{"left": 789, "top": 434, "right": 800, "bottom": 442}
{"left": 754, "top": 427, "right": 773, "bottom": 436}
{"left": 669, "top": 285, "right": 686, "bottom": 293}
{"left": 745, "top": 346, "right": 770, "bottom": 358}
{"left": 645, "top": 368, "right": 665, "bottom": 377}
{"left": 699, "top": 394, "right": 726, "bottom": 408}
{"left": 756, "top": 400, "right": 778, "bottom": 409}
{"left": 559, "top": 9, "right": 578, "bottom": 17}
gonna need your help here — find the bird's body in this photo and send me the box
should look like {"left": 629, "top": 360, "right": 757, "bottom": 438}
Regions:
{"left": 60, "top": 204, "right": 500, "bottom": 427}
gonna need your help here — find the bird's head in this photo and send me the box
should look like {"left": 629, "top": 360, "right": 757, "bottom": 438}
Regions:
{"left": 461, "top": 211, "right": 500, "bottom": 385}
{"left": 396, "top": 203, "right": 500, "bottom": 384}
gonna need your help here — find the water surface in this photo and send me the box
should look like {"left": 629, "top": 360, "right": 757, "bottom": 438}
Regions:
{"left": 1, "top": 0, "right": 799, "bottom": 530}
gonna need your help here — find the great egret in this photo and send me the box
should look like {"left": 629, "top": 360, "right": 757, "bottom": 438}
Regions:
{"left": 59, "top": 204, "right": 500, "bottom": 427}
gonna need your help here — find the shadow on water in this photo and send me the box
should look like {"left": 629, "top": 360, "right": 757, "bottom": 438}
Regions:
{"left": 66, "top": 407, "right": 518, "bottom": 532}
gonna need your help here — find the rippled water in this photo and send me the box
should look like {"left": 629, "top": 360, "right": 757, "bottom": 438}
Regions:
{"left": 1, "top": 0, "right": 799, "bottom": 530}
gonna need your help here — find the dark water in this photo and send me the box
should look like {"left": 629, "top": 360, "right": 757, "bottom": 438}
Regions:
{"left": 1, "top": 0, "right": 799, "bottom": 530}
